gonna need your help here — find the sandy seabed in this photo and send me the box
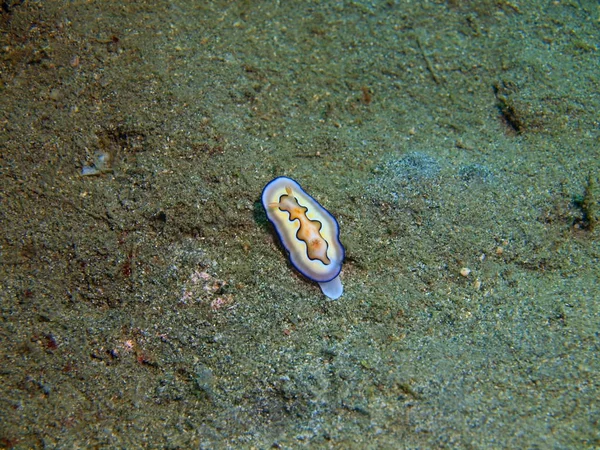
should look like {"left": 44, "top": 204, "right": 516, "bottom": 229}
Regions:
{"left": 1, "top": 1, "right": 598, "bottom": 448}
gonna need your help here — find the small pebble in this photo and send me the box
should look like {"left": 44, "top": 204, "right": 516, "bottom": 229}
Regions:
{"left": 81, "top": 166, "right": 100, "bottom": 176}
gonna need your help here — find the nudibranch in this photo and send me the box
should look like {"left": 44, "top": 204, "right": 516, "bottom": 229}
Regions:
{"left": 262, "top": 177, "right": 345, "bottom": 300}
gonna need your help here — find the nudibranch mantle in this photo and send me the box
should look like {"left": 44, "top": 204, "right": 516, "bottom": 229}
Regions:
{"left": 262, "top": 177, "right": 345, "bottom": 299}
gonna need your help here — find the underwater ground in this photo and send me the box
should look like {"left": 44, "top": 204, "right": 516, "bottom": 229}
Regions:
{"left": 1, "top": 0, "right": 599, "bottom": 448}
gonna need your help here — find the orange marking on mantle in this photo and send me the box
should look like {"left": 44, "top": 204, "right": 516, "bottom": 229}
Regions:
{"left": 269, "top": 185, "right": 331, "bottom": 264}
